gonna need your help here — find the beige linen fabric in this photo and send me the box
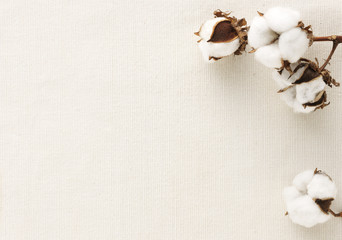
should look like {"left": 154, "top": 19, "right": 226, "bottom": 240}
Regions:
{"left": 0, "top": 0, "right": 342, "bottom": 239}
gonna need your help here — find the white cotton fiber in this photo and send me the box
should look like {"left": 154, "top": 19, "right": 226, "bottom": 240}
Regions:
{"left": 198, "top": 41, "right": 215, "bottom": 63}
{"left": 283, "top": 186, "right": 302, "bottom": 203}
{"left": 296, "top": 77, "right": 326, "bottom": 104}
{"left": 280, "top": 88, "right": 297, "bottom": 108}
{"left": 292, "top": 170, "right": 314, "bottom": 193}
{"left": 264, "top": 7, "right": 301, "bottom": 33}
{"left": 248, "top": 16, "right": 278, "bottom": 49}
{"left": 279, "top": 28, "right": 310, "bottom": 63}
{"left": 198, "top": 39, "right": 240, "bottom": 63}
{"left": 293, "top": 100, "right": 315, "bottom": 113}
{"left": 286, "top": 195, "right": 331, "bottom": 228}
{"left": 272, "top": 70, "right": 290, "bottom": 88}
{"left": 255, "top": 43, "right": 282, "bottom": 68}
{"left": 308, "top": 174, "right": 337, "bottom": 200}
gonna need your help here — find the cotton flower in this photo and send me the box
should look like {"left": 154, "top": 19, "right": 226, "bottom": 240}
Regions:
{"left": 195, "top": 10, "right": 248, "bottom": 62}
{"left": 283, "top": 169, "right": 339, "bottom": 228}
{"left": 272, "top": 58, "right": 338, "bottom": 113}
{"left": 249, "top": 7, "right": 312, "bottom": 68}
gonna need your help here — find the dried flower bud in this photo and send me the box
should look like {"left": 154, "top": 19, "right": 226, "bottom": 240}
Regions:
{"left": 195, "top": 10, "right": 248, "bottom": 62}
{"left": 283, "top": 169, "right": 338, "bottom": 228}
{"left": 272, "top": 59, "right": 339, "bottom": 113}
{"left": 249, "top": 7, "right": 312, "bottom": 68}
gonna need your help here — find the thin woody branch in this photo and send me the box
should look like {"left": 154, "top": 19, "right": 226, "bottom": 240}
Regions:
{"left": 319, "top": 41, "right": 339, "bottom": 72}
{"left": 313, "top": 35, "right": 342, "bottom": 43}
{"left": 312, "top": 35, "right": 341, "bottom": 72}
{"left": 328, "top": 209, "right": 342, "bottom": 217}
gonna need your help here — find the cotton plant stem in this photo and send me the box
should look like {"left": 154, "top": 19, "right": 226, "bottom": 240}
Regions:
{"left": 313, "top": 35, "right": 342, "bottom": 72}
{"left": 313, "top": 35, "right": 342, "bottom": 43}
{"left": 318, "top": 41, "right": 339, "bottom": 72}
{"left": 328, "top": 209, "right": 342, "bottom": 217}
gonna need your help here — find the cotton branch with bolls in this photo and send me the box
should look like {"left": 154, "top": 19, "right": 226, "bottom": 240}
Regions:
{"left": 194, "top": 7, "right": 341, "bottom": 113}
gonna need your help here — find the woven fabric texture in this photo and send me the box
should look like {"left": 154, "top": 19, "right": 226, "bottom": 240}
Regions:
{"left": 0, "top": 0, "right": 342, "bottom": 239}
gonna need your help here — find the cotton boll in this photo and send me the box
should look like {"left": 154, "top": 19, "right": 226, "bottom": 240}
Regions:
{"left": 308, "top": 174, "right": 337, "bottom": 200}
{"left": 198, "top": 39, "right": 240, "bottom": 62}
{"left": 198, "top": 17, "right": 227, "bottom": 41}
{"left": 292, "top": 170, "right": 314, "bottom": 193}
{"left": 287, "top": 195, "right": 331, "bottom": 228}
{"left": 279, "top": 28, "right": 310, "bottom": 63}
{"left": 195, "top": 12, "right": 248, "bottom": 62}
{"left": 255, "top": 43, "right": 282, "bottom": 68}
{"left": 284, "top": 186, "right": 303, "bottom": 203}
{"left": 248, "top": 16, "right": 278, "bottom": 49}
{"left": 284, "top": 169, "right": 339, "bottom": 227}
{"left": 272, "top": 63, "right": 326, "bottom": 113}
{"left": 264, "top": 7, "right": 301, "bottom": 33}
{"left": 295, "top": 77, "right": 326, "bottom": 104}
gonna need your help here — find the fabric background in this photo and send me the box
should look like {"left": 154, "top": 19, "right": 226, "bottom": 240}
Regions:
{"left": 0, "top": 0, "right": 342, "bottom": 239}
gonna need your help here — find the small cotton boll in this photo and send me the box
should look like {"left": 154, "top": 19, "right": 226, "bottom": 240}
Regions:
{"left": 255, "top": 43, "right": 282, "bottom": 68}
{"left": 198, "top": 17, "right": 227, "bottom": 41}
{"left": 287, "top": 195, "right": 331, "bottom": 228}
{"left": 279, "top": 28, "right": 310, "bottom": 63}
{"left": 296, "top": 77, "right": 326, "bottom": 104}
{"left": 308, "top": 174, "right": 337, "bottom": 200}
{"left": 284, "top": 186, "right": 303, "bottom": 203}
{"left": 198, "top": 39, "right": 240, "bottom": 62}
{"left": 264, "top": 7, "right": 301, "bottom": 34}
{"left": 284, "top": 169, "right": 339, "bottom": 227}
{"left": 248, "top": 16, "right": 279, "bottom": 49}
{"left": 292, "top": 170, "right": 314, "bottom": 193}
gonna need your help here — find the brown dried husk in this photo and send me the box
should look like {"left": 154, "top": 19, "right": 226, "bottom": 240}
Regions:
{"left": 213, "top": 10, "right": 248, "bottom": 55}
{"left": 207, "top": 20, "right": 239, "bottom": 43}
{"left": 315, "top": 198, "right": 334, "bottom": 214}
{"left": 297, "top": 21, "right": 314, "bottom": 46}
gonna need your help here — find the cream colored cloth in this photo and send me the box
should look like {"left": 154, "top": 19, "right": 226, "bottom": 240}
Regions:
{"left": 0, "top": 0, "right": 342, "bottom": 239}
